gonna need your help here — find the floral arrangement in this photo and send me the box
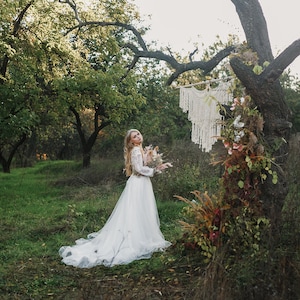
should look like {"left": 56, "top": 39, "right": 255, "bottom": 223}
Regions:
{"left": 216, "top": 95, "right": 278, "bottom": 217}
{"left": 176, "top": 96, "right": 274, "bottom": 262}
{"left": 143, "top": 145, "right": 172, "bottom": 172}
{"left": 176, "top": 190, "right": 230, "bottom": 261}
{"left": 221, "top": 96, "right": 265, "bottom": 157}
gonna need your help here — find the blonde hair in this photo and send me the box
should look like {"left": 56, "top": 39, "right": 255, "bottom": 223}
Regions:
{"left": 124, "top": 129, "right": 142, "bottom": 177}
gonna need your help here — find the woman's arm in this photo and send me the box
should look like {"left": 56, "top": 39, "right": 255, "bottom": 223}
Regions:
{"left": 131, "top": 147, "right": 155, "bottom": 177}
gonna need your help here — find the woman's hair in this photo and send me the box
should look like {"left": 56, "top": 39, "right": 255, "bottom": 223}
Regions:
{"left": 124, "top": 129, "right": 141, "bottom": 177}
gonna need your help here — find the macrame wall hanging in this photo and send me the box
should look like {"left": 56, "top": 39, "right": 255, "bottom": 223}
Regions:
{"left": 179, "top": 80, "right": 232, "bottom": 152}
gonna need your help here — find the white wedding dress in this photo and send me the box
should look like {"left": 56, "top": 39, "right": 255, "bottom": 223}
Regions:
{"left": 59, "top": 146, "right": 171, "bottom": 268}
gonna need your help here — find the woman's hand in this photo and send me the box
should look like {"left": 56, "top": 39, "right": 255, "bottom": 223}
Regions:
{"left": 155, "top": 162, "right": 173, "bottom": 173}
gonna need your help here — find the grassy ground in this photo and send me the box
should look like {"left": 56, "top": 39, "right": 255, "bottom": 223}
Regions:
{"left": 0, "top": 161, "right": 201, "bottom": 299}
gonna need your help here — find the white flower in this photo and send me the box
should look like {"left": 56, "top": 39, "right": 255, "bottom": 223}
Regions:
{"left": 234, "top": 130, "right": 245, "bottom": 142}
{"left": 144, "top": 145, "right": 163, "bottom": 168}
{"left": 233, "top": 115, "right": 245, "bottom": 129}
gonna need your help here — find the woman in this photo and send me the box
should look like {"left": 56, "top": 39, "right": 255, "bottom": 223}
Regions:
{"left": 59, "top": 129, "right": 172, "bottom": 268}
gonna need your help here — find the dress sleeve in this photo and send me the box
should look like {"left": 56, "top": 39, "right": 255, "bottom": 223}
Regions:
{"left": 131, "top": 147, "right": 155, "bottom": 177}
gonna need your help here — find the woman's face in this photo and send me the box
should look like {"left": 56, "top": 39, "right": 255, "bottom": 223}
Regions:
{"left": 130, "top": 131, "right": 143, "bottom": 146}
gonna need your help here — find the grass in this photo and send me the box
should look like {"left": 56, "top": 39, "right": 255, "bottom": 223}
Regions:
{"left": 2, "top": 155, "right": 299, "bottom": 299}
{"left": 0, "top": 160, "right": 198, "bottom": 299}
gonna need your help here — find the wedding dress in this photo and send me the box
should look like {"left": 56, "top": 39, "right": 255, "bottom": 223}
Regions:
{"left": 59, "top": 146, "right": 171, "bottom": 268}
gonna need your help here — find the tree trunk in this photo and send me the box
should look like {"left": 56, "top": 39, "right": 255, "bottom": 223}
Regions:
{"left": 230, "top": 0, "right": 292, "bottom": 230}
{"left": 0, "top": 156, "right": 11, "bottom": 173}
{"left": 0, "top": 134, "right": 27, "bottom": 173}
{"left": 69, "top": 105, "right": 111, "bottom": 169}
{"left": 82, "top": 151, "right": 91, "bottom": 168}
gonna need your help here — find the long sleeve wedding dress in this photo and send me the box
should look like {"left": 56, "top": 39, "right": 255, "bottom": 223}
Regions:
{"left": 59, "top": 146, "right": 171, "bottom": 268}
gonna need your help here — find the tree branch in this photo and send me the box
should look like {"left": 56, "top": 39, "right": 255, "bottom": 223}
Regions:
{"left": 69, "top": 105, "right": 86, "bottom": 147}
{"left": 167, "top": 45, "right": 235, "bottom": 84}
{"left": 0, "top": 1, "right": 34, "bottom": 82}
{"left": 230, "top": 56, "right": 258, "bottom": 88}
{"left": 259, "top": 39, "right": 300, "bottom": 84}
{"left": 124, "top": 43, "right": 235, "bottom": 84}
{"left": 59, "top": 0, "right": 148, "bottom": 51}
{"left": 13, "top": 1, "right": 34, "bottom": 36}
{"left": 59, "top": 0, "right": 238, "bottom": 85}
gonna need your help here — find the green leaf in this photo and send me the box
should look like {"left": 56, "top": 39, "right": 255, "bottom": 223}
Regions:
{"left": 238, "top": 180, "right": 244, "bottom": 188}
{"left": 261, "top": 174, "right": 267, "bottom": 180}
{"left": 247, "top": 161, "right": 253, "bottom": 169}
{"left": 272, "top": 174, "right": 278, "bottom": 184}
{"left": 253, "top": 64, "right": 263, "bottom": 75}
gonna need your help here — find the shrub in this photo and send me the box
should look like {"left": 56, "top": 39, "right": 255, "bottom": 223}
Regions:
{"left": 152, "top": 140, "right": 220, "bottom": 200}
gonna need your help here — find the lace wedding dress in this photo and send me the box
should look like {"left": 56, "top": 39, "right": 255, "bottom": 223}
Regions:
{"left": 59, "top": 146, "right": 171, "bottom": 268}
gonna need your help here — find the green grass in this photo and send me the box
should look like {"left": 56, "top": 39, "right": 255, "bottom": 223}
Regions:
{"left": 0, "top": 161, "right": 194, "bottom": 299}
{"left": 1, "top": 159, "right": 300, "bottom": 299}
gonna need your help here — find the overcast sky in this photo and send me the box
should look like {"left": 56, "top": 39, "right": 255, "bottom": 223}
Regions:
{"left": 134, "top": 0, "right": 300, "bottom": 75}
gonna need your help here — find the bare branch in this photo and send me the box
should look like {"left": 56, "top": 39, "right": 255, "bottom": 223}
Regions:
{"left": 124, "top": 43, "right": 235, "bottom": 84}
{"left": 58, "top": 0, "right": 81, "bottom": 24}
{"left": 124, "top": 43, "right": 180, "bottom": 67}
{"left": 259, "top": 39, "right": 300, "bottom": 84}
{"left": 189, "top": 48, "right": 198, "bottom": 62}
{"left": 120, "top": 55, "right": 139, "bottom": 81}
{"left": 58, "top": 0, "right": 237, "bottom": 84}
{"left": 231, "top": 39, "right": 300, "bottom": 89}
{"left": 59, "top": 0, "right": 148, "bottom": 51}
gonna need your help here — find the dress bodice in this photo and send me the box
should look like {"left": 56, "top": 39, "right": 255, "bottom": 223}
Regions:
{"left": 131, "top": 146, "right": 154, "bottom": 177}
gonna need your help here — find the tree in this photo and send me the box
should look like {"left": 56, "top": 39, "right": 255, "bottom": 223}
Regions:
{"left": 0, "top": 1, "right": 39, "bottom": 172}
{"left": 52, "top": 0, "right": 146, "bottom": 167}
{"left": 54, "top": 65, "right": 144, "bottom": 167}
{"left": 0, "top": 0, "right": 146, "bottom": 170}
{"left": 0, "top": 0, "right": 84, "bottom": 172}
{"left": 58, "top": 0, "right": 300, "bottom": 231}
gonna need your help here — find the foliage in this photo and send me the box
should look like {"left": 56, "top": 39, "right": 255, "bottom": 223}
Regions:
{"left": 151, "top": 140, "right": 220, "bottom": 200}
{"left": 175, "top": 92, "right": 300, "bottom": 299}
{"left": 0, "top": 0, "right": 154, "bottom": 170}
{"left": 191, "top": 130, "right": 300, "bottom": 300}
{"left": 175, "top": 191, "right": 229, "bottom": 262}
{"left": 54, "top": 65, "right": 144, "bottom": 123}
{"left": 0, "top": 0, "right": 79, "bottom": 171}
{"left": 218, "top": 95, "right": 278, "bottom": 214}
{"left": 119, "top": 64, "right": 191, "bottom": 142}
{"left": 174, "top": 133, "right": 300, "bottom": 299}
{"left": 281, "top": 72, "right": 300, "bottom": 132}
{"left": 177, "top": 95, "right": 278, "bottom": 262}
{"left": 176, "top": 190, "right": 270, "bottom": 265}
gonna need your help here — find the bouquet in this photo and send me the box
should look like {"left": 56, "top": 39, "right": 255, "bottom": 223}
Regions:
{"left": 144, "top": 145, "right": 172, "bottom": 173}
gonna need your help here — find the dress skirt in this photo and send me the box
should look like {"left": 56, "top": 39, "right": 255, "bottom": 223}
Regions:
{"left": 59, "top": 175, "right": 171, "bottom": 268}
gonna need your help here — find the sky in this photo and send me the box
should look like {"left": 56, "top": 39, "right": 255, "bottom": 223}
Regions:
{"left": 134, "top": 0, "right": 300, "bottom": 76}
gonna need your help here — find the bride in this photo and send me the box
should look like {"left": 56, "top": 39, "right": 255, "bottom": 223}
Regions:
{"left": 59, "top": 129, "right": 172, "bottom": 268}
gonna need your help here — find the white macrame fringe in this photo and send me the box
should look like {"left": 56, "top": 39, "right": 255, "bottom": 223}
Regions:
{"left": 179, "top": 81, "right": 232, "bottom": 152}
